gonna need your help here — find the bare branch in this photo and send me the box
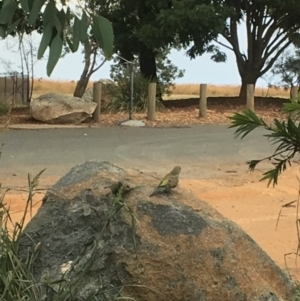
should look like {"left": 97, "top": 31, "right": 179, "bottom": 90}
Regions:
{"left": 92, "top": 59, "right": 107, "bottom": 73}
{"left": 260, "top": 40, "right": 293, "bottom": 75}
{"left": 221, "top": 16, "right": 246, "bottom": 66}
{"left": 262, "top": 32, "right": 289, "bottom": 62}
{"left": 88, "top": 49, "right": 98, "bottom": 77}
{"left": 245, "top": 3, "right": 253, "bottom": 63}
{"left": 213, "top": 39, "right": 233, "bottom": 51}
{"left": 88, "top": 47, "right": 107, "bottom": 76}
{"left": 261, "top": 14, "right": 274, "bottom": 33}
{"left": 255, "top": 6, "right": 266, "bottom": 41}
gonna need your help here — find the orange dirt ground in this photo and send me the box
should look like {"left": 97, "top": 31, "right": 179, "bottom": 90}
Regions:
{"left": 3, "top": 164, "right": 300, "bottom": 281}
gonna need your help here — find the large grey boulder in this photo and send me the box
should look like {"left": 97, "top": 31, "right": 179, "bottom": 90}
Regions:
{"left": 19, "top": 161, "right": 294, "bottom": 301}
{"left": 30, "top": 93, "right": 97, "bottom": 124}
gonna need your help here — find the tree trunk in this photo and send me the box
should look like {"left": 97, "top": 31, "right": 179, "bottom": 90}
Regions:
{"left": 138, "top": 43, "right": 163, "bottom": 101}
{"left": 239, "top": 72, "right": 259, "bottom": 100}
{"left": 73, "top": 40, "right": 92, "bottom": 98}
{"left": 73, "top": 76, "right": 90, "bottom": 98}
{"left": 139, "top": 43, "right": 157, "bottom": 82}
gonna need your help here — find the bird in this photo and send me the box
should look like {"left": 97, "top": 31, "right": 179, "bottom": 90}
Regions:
{"left": 149, "top": 166, "right": 181, "bottom": 197}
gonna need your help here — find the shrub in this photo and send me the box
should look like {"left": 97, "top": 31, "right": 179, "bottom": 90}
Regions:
{"left": 0, "top": 102, "right": 9, "bottom": 116}
{"left": 107, "top": 68, "right": 164, "bottom": 113}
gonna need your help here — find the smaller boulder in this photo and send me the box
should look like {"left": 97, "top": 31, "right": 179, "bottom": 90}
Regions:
{"left": 30, "top": 93, "right": 97, "bottom": 124}
{"left": 119, "top": 119, "right": 146, "bottom": 127}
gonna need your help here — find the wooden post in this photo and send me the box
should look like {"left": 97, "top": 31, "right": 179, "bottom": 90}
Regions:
{"left": 246, "top": 84, "right": 254, "bottom": 111}
{"left": 291, "top": 86, "right": 299, "bottom": 100}
{"left": 199, "top": 84, "right": 207, "bottom": 117}
{"left": 290, "top": 86, "right": 300, "bottom": 120}
{"left": 93, "top": 82, "right": 101, "bottom": 122}
{"left": 147, "top": 82, "right": 156, "bottom": 121}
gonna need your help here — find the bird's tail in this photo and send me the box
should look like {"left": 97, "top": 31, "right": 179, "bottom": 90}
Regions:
{"left": 149, "top": 190, "right": 159, "bottom": 197}
{"left": 149, "top": 187, "right": 166, "bottom": 197}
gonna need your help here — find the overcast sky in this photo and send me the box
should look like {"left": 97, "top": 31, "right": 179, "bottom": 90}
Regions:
{"left": 0, "top": 22, "right": 282, "bottom": 88}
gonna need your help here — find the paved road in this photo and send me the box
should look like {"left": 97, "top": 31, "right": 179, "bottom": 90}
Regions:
{"left": 0, "top": 125, "right": 275, "bottom": 181}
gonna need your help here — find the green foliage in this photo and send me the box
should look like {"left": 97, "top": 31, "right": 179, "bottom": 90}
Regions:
{"left": 155, "top": 49, "right": 185, "bottom": 96}
{"left": 0, "top": 170, "right": 46, "bottom": 301}
{"left": 282, "top": 97, "right": 300, "bottom": 116}
{"left": 0, "top": 103, "right": 9, "bottom": 116}
{"left": 0, "top": 0, "right": 114, "bottom": 76}
{"left": 111, "top": 48, "right": 184, "bottom": 97}
{"left": 97, "top": 0, "right": 228, "bottom": 73}
{"left": 290, "top": 283, "right": 300, "bottom": 301}
{"left": 108, "top": 67, "right": 163, "bottom": 113}
{"left": 151, "top": 0, "right": 229, "bottom": 58}
{"left": 271, "top": 45, "right": 300, "bottom": 90}
{"left": 229, "top": 103, "right": 300, "bottom": 187}
{"left": 228, "top": 109, "right": 267, "bottom": 139}
{"left": 0, "top": 0, "right": 43, "bottom": 36}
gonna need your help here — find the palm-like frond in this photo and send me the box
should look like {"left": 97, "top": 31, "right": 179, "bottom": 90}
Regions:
{"left": 228, "top": 109, "right": 268, "bottom": 139}
{"left": 229, "top": 106, "right": 300, "bottom": 187}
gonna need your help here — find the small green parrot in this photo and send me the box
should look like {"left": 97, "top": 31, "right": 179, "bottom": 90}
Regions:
{"left": 149, "top": 166, "right": 181, "bottom": 197}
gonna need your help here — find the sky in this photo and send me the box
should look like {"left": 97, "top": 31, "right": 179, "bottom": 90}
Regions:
{"left": 0, "top": 23, "right": 281, "bottom": 88}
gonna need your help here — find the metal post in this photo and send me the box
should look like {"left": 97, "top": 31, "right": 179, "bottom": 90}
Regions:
{"left": 13, "top": 72, "right": 17, "bottom": 107}
{"left": 21, "top": 72, "right": 25, "bottom": 104}
{"left": 129, "top": 63, "right": 134, "bottom": 120}
{"left": 27, "top": 73, "right": 30, "bottom": 103}
{"left": 4, "top": 75, "right": 6, "bottom": 101}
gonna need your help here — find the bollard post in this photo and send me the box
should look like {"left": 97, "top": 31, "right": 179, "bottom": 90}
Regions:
{"left": 246, "top": 84, "right": 255, "bottom": 111}
{"left": 199, "top": 84, "right": 207, "bottom": 117}
{"left": 93, "top": 82, "right": 101, "bottom": 122}
{"left": 147, "top": 82, "right": 156, "bottom": 121}
{"left": 291, "top": 86, "right": 299, "bottom": 100}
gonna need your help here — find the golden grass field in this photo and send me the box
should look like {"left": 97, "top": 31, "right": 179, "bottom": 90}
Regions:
{"left": 31, "top": 79, "right": 290, "bottom": 99}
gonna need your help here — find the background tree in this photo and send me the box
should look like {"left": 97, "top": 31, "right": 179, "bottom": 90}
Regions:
{"left": 271, "top": 41, "right": 300, "bottom": 94}
{"left": 73, "top": 38, "right": 106, "bottom": 98}
{"left": 18, "top": 33, "right": 38, "bottom": 101}
{"left": 59, "top": 0, "right": 108, "bottom": 98}
{"left": 155, "top": 48, "right": 185, "bottom": 96}
{"left": 97, "top": 0, "right": 228, "bottom": 84}
{"left": 211, "top": 0, "right": 300, "bottom": 99}
{"left": 1, "top": 33, "right": 40, "bottom": 101}
{"left": 0, "top": 0, "right": 114, "bottom": 76}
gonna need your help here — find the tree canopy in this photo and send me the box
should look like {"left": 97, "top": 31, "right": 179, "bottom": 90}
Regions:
{"left": 2, "top": 0, "right": 300, "bottom": 93}
{"left": 0, "top": 0, "right": 114, "bottom": 76}
{"left": 95, "top": 0, "right": 300, "bottom": 98}
{"left": 96, "top": 0, "right": 228, "bottom": 81}
{"left": 212, "top": 0, "right": 300, "bottom": 98}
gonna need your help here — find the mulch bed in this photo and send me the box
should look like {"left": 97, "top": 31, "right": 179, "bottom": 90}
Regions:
{"left": 0, "top": 96, "right": 289, "bottom": 128}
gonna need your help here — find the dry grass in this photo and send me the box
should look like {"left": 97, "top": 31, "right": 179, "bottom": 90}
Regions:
{"left": 30, "top": 79, "right": 290, "bottom": 99}
{"left": 31, "top": 79, "right": 94, "bottom": 98}
{"left": 170, "top": 84, "right": 290, "bottom": 98}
